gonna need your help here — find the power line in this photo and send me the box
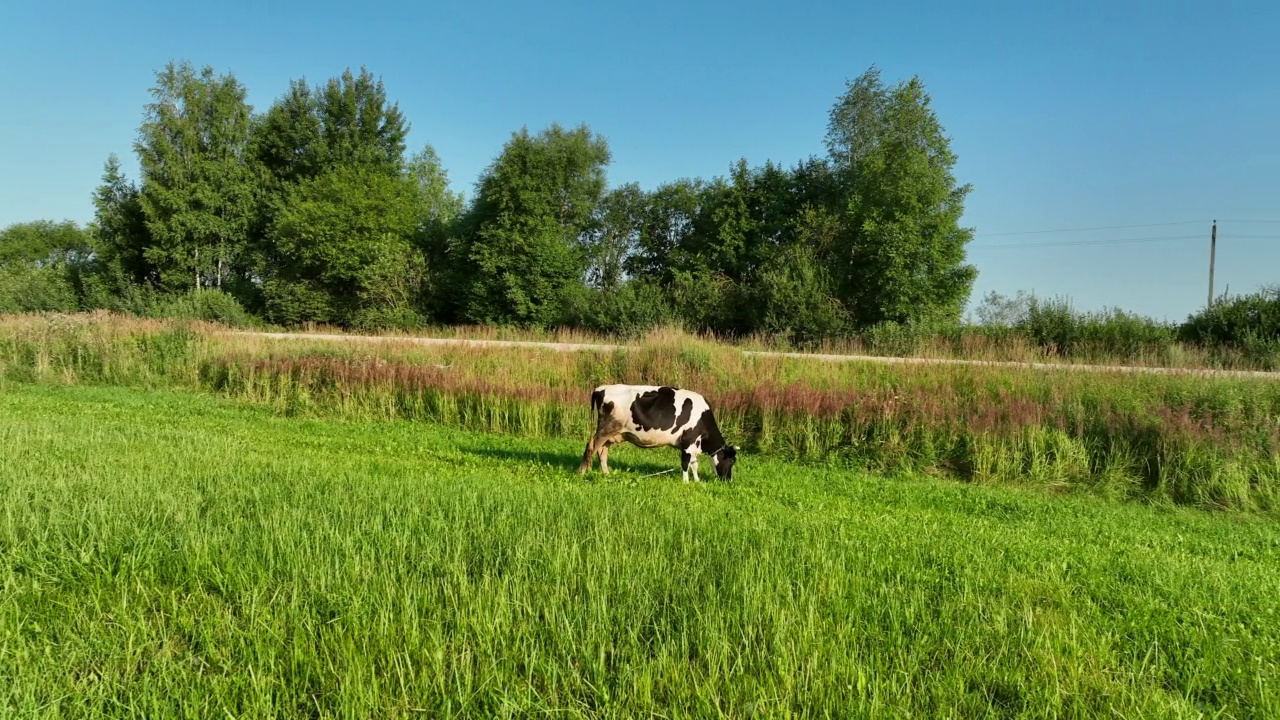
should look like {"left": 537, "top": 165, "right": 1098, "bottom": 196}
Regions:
{"left": 972, "top": 234, "right": 1202, "bottom": 250}
{"left": 978, "top": 220, "right": 1206, "bottom": 237}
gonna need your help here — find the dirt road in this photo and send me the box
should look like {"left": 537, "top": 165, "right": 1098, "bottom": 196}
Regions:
{"left": 228, "top": 331, "right": 1280, "bottom": 380}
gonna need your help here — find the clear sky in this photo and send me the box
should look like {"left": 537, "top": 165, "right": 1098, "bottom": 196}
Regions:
{"left": 2, "top": 0, "right": 1277, "bottom": 321}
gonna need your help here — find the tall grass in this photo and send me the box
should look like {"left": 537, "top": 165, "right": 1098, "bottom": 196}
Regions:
{"left": 3, "top": 312, "right": 1278, "bottom": 511}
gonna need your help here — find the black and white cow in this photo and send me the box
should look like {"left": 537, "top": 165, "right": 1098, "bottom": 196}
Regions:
{"left": 578, "top": 384, "right": 738, "bottom": 482}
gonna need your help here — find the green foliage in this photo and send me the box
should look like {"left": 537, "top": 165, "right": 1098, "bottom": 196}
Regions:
{"left": 972, "top": 289, "right": 1034, "bottom": 327}
{"left": 1182, "top": 286, "right": 1280, "bottom": 368}
{"left": 3, "top": 383, "right": 1279, "bottom": 717}
{"left": 149, "top": 289, "right": 258, "bottom": 327}
{"left": 627, "top": 178, "right": 707, "bottom": 284}
{"left": 252, "top": 68, "right": 408, "bottom": 184}
{"left": 0, "top": 221, "right": 95, "bottom": 313}
{"left": 561, "top": 279, "right": 675, "bottom": 338}
{"left": 0, "top": 220, "right": 92, "bottom": 267}
{"left": 263, "top": 166, "right": 426, "bottom": 328}
{"left": 406, "top": 144, "right": 466, "bottom": 317}
{"left": 1019, "top": 295, "right": 1177, "bottom": 360}
{"left": 0, "top": 265, "right": 81, "bottom": 313}
{"left": 48, "top": 57, "right": 1278, "bottom": 370}
{"left": 743, "top": 245, "right": 851, "bottom": 347}
{"left": 456, "top": 123, "right": 611, "bottom": 327}
{"left": 90, "top": 154, "right": 155, "bottom": 289}
{"left": 583, "top": 182, "right": 646, "bottom": 291}
{"left": 134, "top": 61, "right": 257, "bottom": 293}
{"left": 823, "top": 67, "right": 977, "bottom": 328}
{"left": 665, "top": 268, "right": 735, "bottom": 334}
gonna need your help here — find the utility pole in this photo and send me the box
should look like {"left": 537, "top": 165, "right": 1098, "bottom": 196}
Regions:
{"left": 1207, "top": 220, "right": 1217, "bottom": 308}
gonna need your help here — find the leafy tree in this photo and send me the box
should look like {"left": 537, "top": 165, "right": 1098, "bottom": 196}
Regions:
{"left": 562, "top": 278, "right": 674, "bottom": 338}
{"left": 315, "top": 68, "right": 409, "bottom": 175}
{"left": 252, "top": 68, "right": 409, "bottom": 184}
{"left": 743, "top": 245, "right": 851, "bottom": 346}
{"left": 89, "top": 154, "right": 155, "bottom": 290}
{"left": 627, "top": 178, "right": 707, "bottom": 284}
{"left": 134, "top": 61, "right": 257, "bottom": 292}
{"left": 584, "top": 182, "right": 645, "bottom": 291}
{"left": 247, "top": 67, "right": 417, "bottom": 320}
{"left": 263, "top": 166, "right": 425, "bottom": 328}
{"left": 0, "top": 220, "right": 91, "bottom": 268}
{"left": 406, "top": 144, "right": 464, "bottom": 227}
{"left": 972, "top": 289, "right": 1034, "bottom": 327}
{"left": 250, "top": 79, "right": 324, "bottom": 188}
{"left": 823, "top": 66, "right": 977, "bottom": 328}
{"left": 0, "top": 221, "right": 94, "bottom": 313}
{"left": 456, "top": 123, "right": 610, "bottom": 327}
{"left": 406, "top": 143, "right": 466, "bottom": 317}
{"left": 692, "top": 159, "right": 801, "bottom": 284}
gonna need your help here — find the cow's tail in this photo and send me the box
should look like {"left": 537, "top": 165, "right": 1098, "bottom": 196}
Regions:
{"left": 589, "top": 387, "right": 605, "bottom": 414}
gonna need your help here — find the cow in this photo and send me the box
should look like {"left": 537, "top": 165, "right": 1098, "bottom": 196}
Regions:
{"left": 577, "top": 384, "right": 739, "bottom": 482}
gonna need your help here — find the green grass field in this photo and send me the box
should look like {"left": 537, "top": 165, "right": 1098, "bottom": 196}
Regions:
{"left": 2, "top": 384, "right": 1278, "bottom": 718}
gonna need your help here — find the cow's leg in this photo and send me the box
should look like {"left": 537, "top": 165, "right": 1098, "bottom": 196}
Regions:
{"left": 578, "top": 434, "right": 602, "bottom": 474}
{"left": 680, "top": 450, "right": 692, "bottom": 483}
{"left": 599, "top": 439, "right": 616, "bottom": 474}
{"left": 691, "top": 454, "right": 702, "bottom": 482}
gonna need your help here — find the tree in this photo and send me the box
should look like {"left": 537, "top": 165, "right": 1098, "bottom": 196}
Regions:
{"left": 250, "top": 79, "right": 324, "bottom": 189}
{"left": 0, "top": 220, "right": 92, "bottom": 268}
{"left": 263, "top": 166, "right": 426, "bottom": 328}
{"left": 0, "top": 220, "right": 94, "bottom": 313}
{"left": 743, "top": 244, "right": 851, "bottom": 347}
{"left": 455, "top": 123, "right": 610, "bottom": 327}
{"left": 406, "top": 144, "right": 465, "bottom": 318}
{"left": 135, "top": 60, "right": 257, "bottom": 292}
{"left": 627, "top": 178, "right": 707, "bottom": 284}
{"left": 972, "top": 289, "right": 1034, "bottom": 326}
{"left": 315, "top": 68, "right": 409, "bottom": 175}
{"left": 247, "top": 67, "right": 417, "bottom": 318}
{"left": 90, "top": 154, "right": 154, "bottom": 286}
{"left": 407, "top": 144, "right": 464, "bottom": 226}
{"left": 822, "top": 66, "right": 977, "bottom": 328}
{"left": 584, "top": 182, "right": 645, "bottom": 291}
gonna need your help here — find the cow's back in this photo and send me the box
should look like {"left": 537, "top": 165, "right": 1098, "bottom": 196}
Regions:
{"left": 593, "top": 384, "right": 712, "bottom": 449}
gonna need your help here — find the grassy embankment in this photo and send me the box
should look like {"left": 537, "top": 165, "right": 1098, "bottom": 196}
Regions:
{"left": 2, "top": 383, "right": 1278, "bottom": 717}
{"left": 2, "top": 312, "right": 1279, "bottom": 511}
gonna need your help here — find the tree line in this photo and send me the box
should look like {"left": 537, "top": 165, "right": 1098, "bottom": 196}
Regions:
{"left": 1, "top": 61, "right": 979, "bottom": 344}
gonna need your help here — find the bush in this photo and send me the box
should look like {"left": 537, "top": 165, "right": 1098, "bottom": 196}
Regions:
{"left": 150, "top": 289, "right": 259, "bottom": 327}
{"left": 0, "top": 265, "right": 81, "bottom": 313}
{"left": 348, "top": 305, "right": 425, "bottom": 333}
{"left": 744, "top": 247, "right": 852, "bottom": 348}
{"left": 562, "top": 280, "right": 676, "bottom": 339}
{"left": 665, "top": 270, "right": 736, "bottom": 336}
{"left": 1018, "top": 296, "right": 1176, "bottom": 361}
{"left": 1180, "top": 286, "right": 1280, "bottom": 368}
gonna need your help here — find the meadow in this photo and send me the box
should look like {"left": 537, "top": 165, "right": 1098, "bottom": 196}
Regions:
{"left": 3, "top": 312, "right": 1279, "bottom": 512}
{"left": 2, "top": 383, "right": 1279, "bottom": 718}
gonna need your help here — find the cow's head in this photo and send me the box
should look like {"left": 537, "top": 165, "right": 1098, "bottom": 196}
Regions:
{"left": 713, "top": 445, "right": 739, "bottom": 481}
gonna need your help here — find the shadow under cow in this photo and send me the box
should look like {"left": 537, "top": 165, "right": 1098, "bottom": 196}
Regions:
{"left": 460, "top": 444, "right": 678, "bottom": 477}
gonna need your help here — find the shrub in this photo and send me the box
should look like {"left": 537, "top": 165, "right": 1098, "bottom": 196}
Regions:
{"left": 562, "top": 280, "right": 676, "bottom": 339}
{"left": 150, "top": 289, "right": 259, "bottom": 327}
{"left": 0, "top": 265, "right": 81, "bottom": 313}
{"left": 1181, "top": 286, "right": 1280, "bottom": 368}
{"left": 1018, "top": 296, "right": 1176, "bottom": 361}
{"left": 744, "top": 247, "right": 852, "bottom": 348}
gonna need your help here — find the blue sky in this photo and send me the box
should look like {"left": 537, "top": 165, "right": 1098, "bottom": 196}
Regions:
{"left": 2, "top": 0, "right": 1277, "bottom": 321}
